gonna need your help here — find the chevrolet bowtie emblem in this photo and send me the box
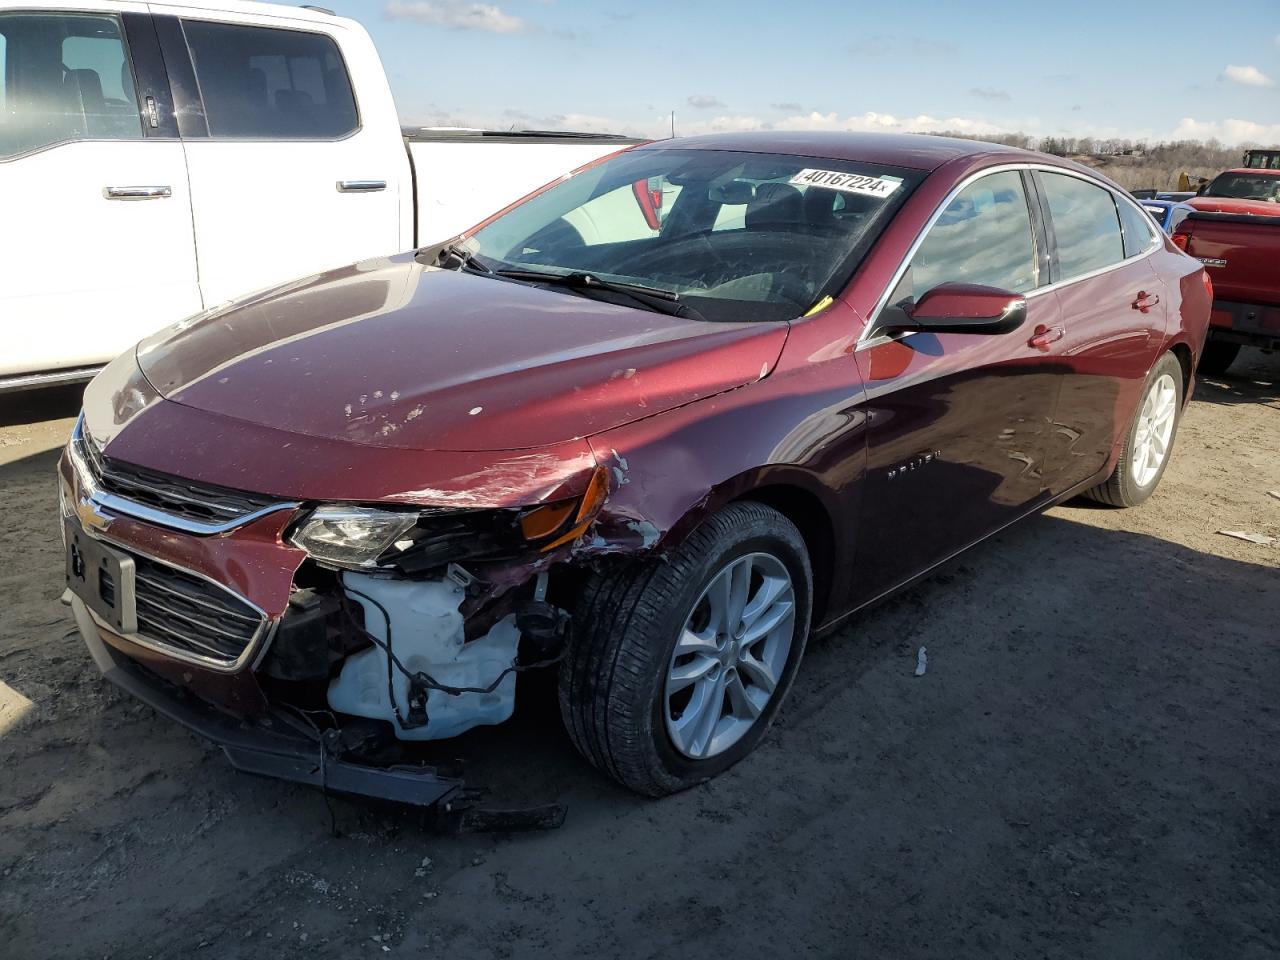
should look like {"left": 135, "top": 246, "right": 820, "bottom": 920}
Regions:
{"left": 76, "top": 496, "right": 113, "bottom": 535}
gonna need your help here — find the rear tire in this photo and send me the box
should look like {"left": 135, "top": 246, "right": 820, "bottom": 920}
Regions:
{"left": 1085, "top": 351, "right": 1184, "bottom": 508}
{"left": 559, "top": 501, "right": 812, "bottom": 796}
{"left": 1197, "top": 340, "right": 1240, "bottom": 377}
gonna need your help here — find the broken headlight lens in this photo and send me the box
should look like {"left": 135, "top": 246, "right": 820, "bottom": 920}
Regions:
{"left": 288, "top": 506, "right": 420, "bottom": 570}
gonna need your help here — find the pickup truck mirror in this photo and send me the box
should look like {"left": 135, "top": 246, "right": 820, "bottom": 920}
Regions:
{"left": 891, "top": 282, "right": 1028, "bottom": 336}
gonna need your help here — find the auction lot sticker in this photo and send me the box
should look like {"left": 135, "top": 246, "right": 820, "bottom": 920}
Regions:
{"left": 789, "top": 169, "right": 902, "bottom": 198}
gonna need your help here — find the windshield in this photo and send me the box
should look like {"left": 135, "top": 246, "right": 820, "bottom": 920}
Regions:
{"left": 1205, "top": 172, "right": 1280, "bottom": 202}
{"left": 457, "top": 147, "right": 923, "bottom": 322}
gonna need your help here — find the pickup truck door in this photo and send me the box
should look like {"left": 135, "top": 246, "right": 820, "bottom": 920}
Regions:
{"left": 148, "top": 7, "right": 410, "bottom": 308}
{"left": 0, "top": 6, "right": 201, "bottom": 380}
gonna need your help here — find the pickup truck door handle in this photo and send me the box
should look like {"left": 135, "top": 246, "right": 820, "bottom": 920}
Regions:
{"left": 337, "top": 180, "right": 388, "bottom": 193}
{"left": 103, "top": 185, "right": 172, "bottom": 200}
{"left": 1131, "top": 291, "right": 1161, "bottom": 313}
{"left": 1028, "top": 324, "right": 1065, "bottom": 350}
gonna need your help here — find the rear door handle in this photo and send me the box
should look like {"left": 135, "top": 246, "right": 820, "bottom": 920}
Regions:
{"left": 337, "top": 180, "right": 387, "bottom": 193}
{"left": 1028, "top": 324, "right": 1065, "bottom": 350}
{"left": 1132, "top": 291, "right": 1160, "bottom": 313}
{"left": 103, "top": 185, "right": 172, "bottom": 200}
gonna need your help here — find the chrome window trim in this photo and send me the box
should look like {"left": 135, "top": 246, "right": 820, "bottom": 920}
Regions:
{"left": 69, "top": 416, "right": 299, "bottom": 536}
{"left": 856, "top": 162, "right": 1162, "bottom": 351}
{"left": 61, "top": 491, "right": 276, "bottom": 674}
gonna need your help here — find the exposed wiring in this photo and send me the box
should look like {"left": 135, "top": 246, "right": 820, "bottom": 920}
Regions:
{"left": 338, "top": 586, "right": 565, "bottom": 732}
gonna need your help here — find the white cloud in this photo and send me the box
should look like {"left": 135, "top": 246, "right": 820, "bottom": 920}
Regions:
{"left": 686, "top": 95, "right": 726, "bottom": 110}
{"left": 399, "top": 101, "right": 1278, "bottom": 148}
{"left": 1172, "top": 116, "right": 1280, "bottom": 144}
{"left": 384, "top": 1, "right": 526, "bottom": 33}
{"left": 1221, "top": 64, "right": 1274, "bottom": 87}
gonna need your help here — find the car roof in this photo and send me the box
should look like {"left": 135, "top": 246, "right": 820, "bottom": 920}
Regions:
{"left": 634, "top": 131, "right": 1038, "bottom": 172}
{"left": 136, "top": 0, "right": 343, "bottom": 25}
{"left": 1219, "top": 167, "right": 1280, "bottom": 177}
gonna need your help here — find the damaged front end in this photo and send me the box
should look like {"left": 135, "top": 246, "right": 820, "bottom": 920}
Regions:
{"left": 61, "top": 401, "right": 612, "bottom": 816}
{"left": 266, "top": 480, "right": 604, "bottom": 747}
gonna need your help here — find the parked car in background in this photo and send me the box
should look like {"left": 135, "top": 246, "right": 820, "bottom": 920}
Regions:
{"left": 1174, "top": 208, "right": 1280, "bottom": 375}
{"left": 1141, "top": 199, "right": 1196, "bottom": 234}
{"left": 59, "top": 132, "right": 1212, "bottom": 803}
{"left": 0, "top": 0, "right": 636, "bottom": 391}
{"left": 1194, "top": 168, "right": 1280, "bottom": 208}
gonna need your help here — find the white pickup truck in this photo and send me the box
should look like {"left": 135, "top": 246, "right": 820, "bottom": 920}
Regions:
{"left": 0, "top": 0, "right": 638, "bottom": 390}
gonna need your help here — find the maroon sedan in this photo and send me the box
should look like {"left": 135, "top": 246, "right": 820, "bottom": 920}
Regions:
{"left": 60, "top": 133, "right": 1212, "bottom": 802}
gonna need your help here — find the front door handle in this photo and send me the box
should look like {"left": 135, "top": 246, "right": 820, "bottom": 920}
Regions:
{"left": 337, "top": 180, "right": 387, "bottom": 193}
{"left": 103, "top": 185, "right": 172, "bottom": 200}
{"left": 1028, "top": 324, "right": 1065, "bottom": 350}
{"left": 1132, "top": 291, "right": 1161, "bottom": 313}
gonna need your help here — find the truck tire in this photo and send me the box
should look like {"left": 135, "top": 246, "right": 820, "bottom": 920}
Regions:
{"left": 559, "top": 501, "right": 812, "bottom": 796}
{"left": 1197, "top": 340, "right": 1240, "bottom": 377}
{"left": 1085, "top": 351, "right": 1184, "bottom": 508}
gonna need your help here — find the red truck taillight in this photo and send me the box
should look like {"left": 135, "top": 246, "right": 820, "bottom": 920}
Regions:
{"left": 1203, "top": 270, "right": 1213, "bottom": 302}
{"left": 1172, "top": 220, "right": 1192, "bottom": 252}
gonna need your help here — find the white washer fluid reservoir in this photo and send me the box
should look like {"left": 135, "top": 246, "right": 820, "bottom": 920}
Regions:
{"left": 327, "top": 572, "right": 521, "bottom": 740}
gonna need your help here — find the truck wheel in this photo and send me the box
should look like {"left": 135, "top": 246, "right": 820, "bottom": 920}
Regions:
{"left": 559, "top": 501, "right": 812, "bottom": 796}
{"left": 1085, "top": 351, "right": 1184, "bottom": 508}
{"left": 1197, "top": 341, "right": 1240, "bottom": 377}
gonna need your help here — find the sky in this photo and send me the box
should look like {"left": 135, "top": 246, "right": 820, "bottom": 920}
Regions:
{"left": 324, "top": 0, "right": 1280, "bottom": 145}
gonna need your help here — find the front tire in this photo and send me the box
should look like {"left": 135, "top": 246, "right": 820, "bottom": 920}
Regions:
{"left": 1085, "top": 351, "right": 1184, "bottom": 508}
{"left": 559, "top": 501, "right": 812, "bottom": 796}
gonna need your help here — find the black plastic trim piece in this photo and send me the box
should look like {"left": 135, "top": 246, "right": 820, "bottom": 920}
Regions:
{"left": 121, "top": 12, "right": 180, "bottom": 139}
{"left": 1027, "top": 170, "right": 1061, "bottom": 285}
{"left": 84, "top": 628, "right": 463, "bottom": 807}
{"left": 152, "top": 14, "right": 209, "bottom": 139}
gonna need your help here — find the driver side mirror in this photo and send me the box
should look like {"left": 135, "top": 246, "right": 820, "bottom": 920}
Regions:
{"left": 888, "top": 282, "right": 1027, "bottom": 336}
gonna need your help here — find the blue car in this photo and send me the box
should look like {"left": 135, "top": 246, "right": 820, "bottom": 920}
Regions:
{"left": 1140, "top": 199, "right": 1196, "bottom": 234}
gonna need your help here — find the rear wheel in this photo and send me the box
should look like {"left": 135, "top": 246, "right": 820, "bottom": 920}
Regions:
{"left": 1085, "top": 351, "right": 1184, "bottom": 508}
{"left": 1197, "top": 340, "right": 1240, "bottom": 377}
{"left": 559, "top": 501, "right": 812, "bottom": 796}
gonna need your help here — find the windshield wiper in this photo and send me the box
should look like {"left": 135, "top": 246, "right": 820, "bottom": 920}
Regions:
{"left": 494, "top": 270, "right": 707, "bottom": 321}
{"left": 432, "top": 242, "right": 494, "bottom": 275}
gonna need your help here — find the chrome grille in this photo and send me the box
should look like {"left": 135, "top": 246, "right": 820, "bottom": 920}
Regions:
{"left": 132, "top": 554, "right": 265, "bottom": 665}
{"left": 75, "top": 427, "right": 281, "bottom": 530}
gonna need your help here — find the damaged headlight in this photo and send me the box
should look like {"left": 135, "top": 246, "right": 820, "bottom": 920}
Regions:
{"left": 288, "top": 506, "right": 420, "bottom": 569}
{"left": 288, "top": 467, "right": 611, "bottom": 573}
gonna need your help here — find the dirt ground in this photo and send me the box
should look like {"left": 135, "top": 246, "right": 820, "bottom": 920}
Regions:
{"left": 1, "top": 351, "right": 1277, "bottom": 960}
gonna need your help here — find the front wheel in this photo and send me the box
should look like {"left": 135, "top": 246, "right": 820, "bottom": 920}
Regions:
{"left": 1085, "top": 351, "right": 1184, "bottom": 508}
{"left": 559, "top": 501, "right": 812, "bottom": 796}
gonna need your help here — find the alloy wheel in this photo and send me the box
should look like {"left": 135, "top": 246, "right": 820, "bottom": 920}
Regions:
{"left": 664, "top": 552, "right": 796, "bottom": 760}
{"left": 1131, "top": 373, "right": 1178, "bottom": 487}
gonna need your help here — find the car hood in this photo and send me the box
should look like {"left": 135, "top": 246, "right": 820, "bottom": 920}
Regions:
{"left": 137, "top": 254, "right": 788, "bottom": 452}
{"left": 1187, "top": 197, "right": 1280, "bottom": 217}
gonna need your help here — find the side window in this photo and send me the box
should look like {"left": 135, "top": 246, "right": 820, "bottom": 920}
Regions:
{"left": 1040, "top": 172, "right": 1125, "bottom": 279}
{"left": 895, "top": 170, "right": 1038, "bottom": 301}
{"left": 181, "top": 21, "right": 358, "bottom": 139}
{"left": 0, "top": 13, "right": 142, "bottom": 158}
{"left": 1116, "top": 195, "right": 1158, "bottom": 258}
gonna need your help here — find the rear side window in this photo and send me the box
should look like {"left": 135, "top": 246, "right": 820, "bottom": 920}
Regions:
{"left": 899, "top": 170, "right": 1039, "bottom": 297}
{"left": 1041, "top": 172, "right": 1124, "bottom": 279}
{"left": 0, "top": 12, "right": 142, "bottom": 158}
{"left": 181, "top": 20, "right": 357, "bottom": 139}
{"left": 1116, "top": 196, "right": 1158, "bottom": 257}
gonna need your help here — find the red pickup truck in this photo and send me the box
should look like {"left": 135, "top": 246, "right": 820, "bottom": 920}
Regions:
{"left": 1174, "top": 168, "right": 1280, "bottom": 374}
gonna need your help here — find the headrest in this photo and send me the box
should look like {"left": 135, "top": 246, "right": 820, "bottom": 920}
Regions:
{"left": 746, "top": 182, "right": 803, "bottom": 228}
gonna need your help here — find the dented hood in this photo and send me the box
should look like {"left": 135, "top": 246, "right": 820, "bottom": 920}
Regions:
{"left": 137, "top": 255, "right": 788, "bottom": 452}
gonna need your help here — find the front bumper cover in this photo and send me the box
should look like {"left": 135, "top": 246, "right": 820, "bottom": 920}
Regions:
{"left": 69, "top": 591, "right": 464, "bottom": 808}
